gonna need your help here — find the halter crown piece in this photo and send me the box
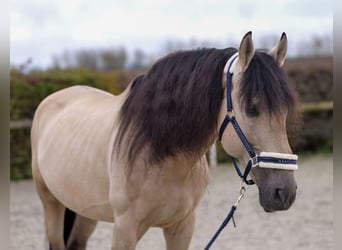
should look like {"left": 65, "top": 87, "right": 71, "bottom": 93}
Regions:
{"left": 218, "top": 52, "right": 298, "bottom": 185}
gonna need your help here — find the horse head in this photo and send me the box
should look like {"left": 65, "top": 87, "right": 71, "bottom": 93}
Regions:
{"left": 219, "top": 32, "right": 299, "bottom": 212}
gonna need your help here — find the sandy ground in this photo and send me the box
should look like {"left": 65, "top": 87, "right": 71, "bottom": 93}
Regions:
{"left": 10, "top": 155, "right": 332, "bottom": 250}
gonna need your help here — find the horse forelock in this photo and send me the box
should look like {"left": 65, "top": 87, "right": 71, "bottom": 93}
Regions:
{"left": 239, "top": 50, "right": 301, "bottom": 135}
{"left": 115, "top": 48, "right": 237, "bottom": 167}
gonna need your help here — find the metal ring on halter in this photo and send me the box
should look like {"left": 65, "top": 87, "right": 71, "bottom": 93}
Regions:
{"left": 249, "top": 156, "right": 259, "bottom": 168}
{"left": 227, "top": 109, "right": 235, "bottom": 118}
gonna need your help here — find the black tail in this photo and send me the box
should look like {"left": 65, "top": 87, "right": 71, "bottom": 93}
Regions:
{"left": 63, "top": 208, "right": 76, "bottom": 246}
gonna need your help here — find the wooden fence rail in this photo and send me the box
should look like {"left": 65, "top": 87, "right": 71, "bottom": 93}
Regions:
{"left": 10, "top": 119, "right": 32, "bottom": 130}
{"left": 300, "top": 101, "right": 333, "bottom": 113}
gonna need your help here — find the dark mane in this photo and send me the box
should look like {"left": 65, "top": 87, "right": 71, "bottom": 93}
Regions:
{"left": 239, "top": 50, "right": 300, "bottom": 132}
{"left": 115, "top": 48, "right": 237, "bottom": 165}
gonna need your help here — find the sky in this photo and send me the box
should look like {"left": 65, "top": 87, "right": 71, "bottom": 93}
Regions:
{"left": 10, "top": 0, "right": 333, "bottom": 69}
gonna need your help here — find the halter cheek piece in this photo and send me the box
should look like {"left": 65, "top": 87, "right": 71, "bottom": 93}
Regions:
{"left": 218, "top": 53, "right": 298, "bottom": 185}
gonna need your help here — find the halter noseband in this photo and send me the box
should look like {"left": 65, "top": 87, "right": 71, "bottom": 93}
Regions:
{"left": 218, "top": 53, "right": 298, "bottom": 185}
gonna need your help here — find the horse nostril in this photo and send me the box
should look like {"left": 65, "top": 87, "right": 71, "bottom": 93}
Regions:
{"left": 274, "top": 188, "right": 287, "bottom": 204}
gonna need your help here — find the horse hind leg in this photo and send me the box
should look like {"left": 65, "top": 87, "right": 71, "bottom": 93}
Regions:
{"left": 33, "top": 165, "right": 97, "bottom": 250}
{"left": 64, "top": 208, "right": 76, "bottom": 247}
{"left": 32, "top": 165, "right": 67, "bottom": 250}
{"left": 65, "top": 211, "right": 97, "bottom": 250}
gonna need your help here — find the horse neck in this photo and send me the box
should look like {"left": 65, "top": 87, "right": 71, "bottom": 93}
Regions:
{"left": 156, "top": 154, "right": 209, "bottom": 184}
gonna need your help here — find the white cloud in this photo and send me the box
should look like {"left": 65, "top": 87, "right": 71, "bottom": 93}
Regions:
{"left": 10, "top": 0, "right": 333, "bottom": 68}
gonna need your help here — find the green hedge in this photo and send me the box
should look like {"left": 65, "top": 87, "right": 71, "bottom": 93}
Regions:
{"left": 10, "top": 66, "right": 332, "bottom": 179}
{"left": 10, "top": 128, "right": 31, "bottom": 179}
{"left": 10, "top": 68, "right": 133, "bottom": 120}
{"left": 289, "top": 67, "right": 333, "bottom": 154}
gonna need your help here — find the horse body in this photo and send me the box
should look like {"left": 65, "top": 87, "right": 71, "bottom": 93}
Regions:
{"left": 32, "top": 32, "right": 300, "bottom": 249}
{"left": 32, "top": 85, "right": 208, "bottom": 249}
{"left": 32, "top": 85, "right": 120, "bottom": 222}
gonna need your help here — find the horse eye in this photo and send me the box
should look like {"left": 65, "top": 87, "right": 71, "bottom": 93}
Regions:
{"left": 246, "top": 104, "right": 259, "bottom": 117}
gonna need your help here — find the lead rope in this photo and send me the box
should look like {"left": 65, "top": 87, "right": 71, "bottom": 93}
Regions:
{"left": 204, "top": 185, "right": 246, "bottom": 250}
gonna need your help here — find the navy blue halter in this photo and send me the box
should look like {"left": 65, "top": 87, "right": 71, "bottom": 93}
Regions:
{"left": 218, "top": 54, "right": 297, "bottom": 185}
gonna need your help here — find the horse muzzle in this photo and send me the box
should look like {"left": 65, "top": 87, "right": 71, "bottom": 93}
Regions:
{"left": 257, "top": 168, "right": 297, "bottom": 213}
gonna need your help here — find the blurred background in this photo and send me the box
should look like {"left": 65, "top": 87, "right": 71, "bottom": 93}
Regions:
{"left": 10, "top": 0, "right": 332, "bottom": 179}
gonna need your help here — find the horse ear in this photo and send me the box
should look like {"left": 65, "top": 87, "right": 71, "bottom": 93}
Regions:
{"left": 268, "top": 32, "right": 288, "bottom": 67}
{"left": 238, "top": 31, "right": 255, "bottom": 72}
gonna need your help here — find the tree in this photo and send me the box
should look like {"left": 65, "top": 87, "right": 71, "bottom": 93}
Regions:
{"left": 100, "top": 48, "right": 127, "bottom": 71}
{"left": 131, "top": 49, "right": 146, "bottom": 70}
{"left": 313, "top": 36, "right": 323, "bottom": 56}
{"left": 75, "top": 49, "right": 99, "bottom": 70}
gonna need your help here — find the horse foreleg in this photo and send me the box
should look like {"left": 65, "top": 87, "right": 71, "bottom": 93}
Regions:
{"left": 163, "top": 212, "right": 195, "bottom": 250}
{"left": 111, "top": 211, "right": 149, "bottom": 250}
{"left": 111, "top": 214, "right": 137, "bottom": 250}
{"left": 66, "top": 214, "right": 97, "bottom": 250}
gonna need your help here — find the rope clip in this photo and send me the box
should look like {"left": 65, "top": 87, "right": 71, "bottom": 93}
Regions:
{"left": 234, "top": 185, "right": 246, "bottom": 207}
{"left": 232, "top": 185, "right": 246, "bottom": 228}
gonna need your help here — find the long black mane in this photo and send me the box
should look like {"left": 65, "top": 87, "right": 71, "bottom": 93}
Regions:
{"left": 115, "top": 48, "right": 237, "bottom": 165}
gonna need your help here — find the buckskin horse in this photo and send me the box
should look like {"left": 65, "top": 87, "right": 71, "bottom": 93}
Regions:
{"left": 31, "top": 31, "right": 300, "bottom": 250}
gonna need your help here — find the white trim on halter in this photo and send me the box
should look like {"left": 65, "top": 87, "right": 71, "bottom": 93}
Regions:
{"left": 258, "top": 152, "right": 299, "bottom": 170}
{"left": 223, "top": 52, "right": 239, "bottom": 75}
